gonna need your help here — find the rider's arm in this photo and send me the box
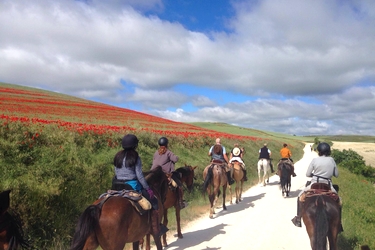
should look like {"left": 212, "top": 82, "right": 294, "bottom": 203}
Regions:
{"left": 306, "top": 160, "right": 315, "bottom": 177}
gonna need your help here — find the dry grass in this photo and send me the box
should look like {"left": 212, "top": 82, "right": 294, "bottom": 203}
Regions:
{"left": 332, "top": 141, "right": 375, "bottom": 167}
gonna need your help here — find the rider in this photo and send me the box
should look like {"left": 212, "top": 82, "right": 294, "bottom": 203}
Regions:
{"left": 279, "top": 143, "right": 297, "bottom": 177}
{"left": 291, "top": 142, "right": 339, "bottom": 227}
{"left": 113, "top": 134, "right": 169, "bottom": 236}
{"left": 208, "top": 138, "right": 234, "bottom": 185}
{"left": 229, "top": 143, "right": 248, "bottom": 181}
{"left": 151, "top": 136, "right": 188, "bottom": 209}
{"left": 258, "top": 143, "right": 274, "bottom": 173}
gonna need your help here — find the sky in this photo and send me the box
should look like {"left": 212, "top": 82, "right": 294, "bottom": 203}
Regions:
{"left": 1, "top": 0, "right": 375, "bottom": 136}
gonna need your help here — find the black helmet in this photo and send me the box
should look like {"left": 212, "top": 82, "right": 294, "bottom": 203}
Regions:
{"left": 158, "top": 137, "right": 168, "bottom": 146}
{"left": 122, "top": 134, "right": 139, "bottom": 149}
{"left": 317, "top": 142, "right": 331, "bottom": 156}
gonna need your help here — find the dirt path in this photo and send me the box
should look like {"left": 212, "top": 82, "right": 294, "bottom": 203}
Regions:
{"left": 155, "top": 144, "right": 318, "bottom": 250}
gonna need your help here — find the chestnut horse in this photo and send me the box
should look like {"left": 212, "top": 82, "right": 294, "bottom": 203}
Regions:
{"left": 143, "top": 165, "right": 197, "bottom": 248}
{"left": 302, "top": 194, "right": 341, "bottom": 250}
{"left": 278, "top": 160, "right": 292, "bottom": 197}
{"left": 70, "top": 166, "right": 168, "bottom": 250}
{"left": 0, "top": 190, "right": 30, "bottom": 250}
{"left": 228, "top": 161, "right": 244, "bottom": 204}
{"left": 203, "top": 163, "right": 228, "bottom": 219}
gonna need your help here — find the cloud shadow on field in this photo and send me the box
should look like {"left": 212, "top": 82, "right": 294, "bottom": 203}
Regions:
{"left": 163, "top": 223, "right": 227, "bottom": 250}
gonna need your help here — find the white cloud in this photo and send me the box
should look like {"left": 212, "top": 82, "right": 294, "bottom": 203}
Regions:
{"left": 1, "top": 0, "right": 375, "bottom": 135}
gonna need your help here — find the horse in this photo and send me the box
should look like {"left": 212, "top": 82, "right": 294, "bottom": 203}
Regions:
{"left": 228, "top": 161, "right": 244, "bottom": 204}
{"left": 0, "top": 190, "right": 30, "bottom": 250}
{"left": 70, "top": 166, "right": 169, "bottom": 250}
{"left": 279, "top": 160, "right": 292, "bottom": 197}
{"left": 302, "top": 193, "right": 341, "bottom": 250}
{"left": 143, "top": 165, "right": 197, "bottom": 248}
{"left": 257, "top": 158, "right": 270, "bottom": 186}
{"left": 203, "top": 162, "right": 229, "bottom": 219}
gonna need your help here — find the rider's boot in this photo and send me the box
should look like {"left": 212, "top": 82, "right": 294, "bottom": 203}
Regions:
{"left": 151, "top": 209, "right": 169, "bottom": 237}
{"left": 243, "top": 169, "right": 248, "bottom": 181}
{"left": 291, "top": 199, "right": 302, "bottom": 227}
{"left": 270, "top": 161, "right": 275, "bottom": 173}
{"left": 226, "top": 171, "right": 234, "bottom": 185}
{"left": 291, "top": 165, "right": 297, "bottom": 177}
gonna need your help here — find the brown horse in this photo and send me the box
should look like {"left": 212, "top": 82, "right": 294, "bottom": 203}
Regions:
{"left": 203, "top": 163, "right": 228, "bottom": 219}
{"left": 70, "top": 166, "right": 169, "bottom": 250}
{"left": 0, "top": 190, "right": 30, "bottom": 250}
{"left": 228, "top": 162, "right": 244, "bottom": 204}
{"left": 278, "top": 160, "right": 292, "bottom": 197}
{"left": 143, "top": 164, "right": 197, "bottom": 248}
{"left": 302, "top": 194, "right": 341, "bottom": 250}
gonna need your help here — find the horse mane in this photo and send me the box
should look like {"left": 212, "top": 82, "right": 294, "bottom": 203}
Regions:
{"left": 1, "top": 210, "right": 31, "bottom": 249}
{"left": 175, "top": 166, "right": 189, "bottom": 177}
{"left": 213, "top": 144, "right": 222, "bottom": 155}
{"left": 144, "top": 166, "right": 169, "bottom": 203}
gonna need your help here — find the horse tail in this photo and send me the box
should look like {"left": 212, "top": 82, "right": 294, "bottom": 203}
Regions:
{"left": 203, "top": 165, "right": 214, "bottom": 190}
{"left": 70, "top": 204, "right": 101, "bottom": 250}
{"left": 5, "top": 211, "right": 31, "bottom": 250}
{"left": 314, "top": 196, "right": 329, "bottom": 249}
{"left": 280, "top": 163, "right": 288, "bottom": 187}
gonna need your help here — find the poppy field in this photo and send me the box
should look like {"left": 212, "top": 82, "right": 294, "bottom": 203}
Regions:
{"left": 0, "top": 82, "right": 304, "bottom": 249}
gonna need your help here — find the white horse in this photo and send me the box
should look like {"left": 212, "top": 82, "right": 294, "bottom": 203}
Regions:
{"left": 257, "top": 158, "right": 270, "bottom": 186}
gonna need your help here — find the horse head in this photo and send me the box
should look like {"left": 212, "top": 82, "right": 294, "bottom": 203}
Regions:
{"left": 176, "top": 165, "right": 197, "bottom": 193}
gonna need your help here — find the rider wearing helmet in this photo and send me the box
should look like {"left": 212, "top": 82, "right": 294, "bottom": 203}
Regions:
{"left": 113, "top": 134, "right": 151, "bottom": 195}
{"left": 114, "top": 134, "right": 169, "bottom": 236}
{"left": 151, "top": 137, "right": 188, "bottom": 209}
{"left": 291, "top": 142, "right": 339, "bottom": 227}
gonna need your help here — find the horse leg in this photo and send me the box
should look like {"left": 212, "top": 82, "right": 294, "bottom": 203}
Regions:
{"left": 162, "top": 208, "right": 168, "bottom": 247}
{"left": 262, "top": 170, "right": 267, "bottom": 186}
{"left": 175, "top": 206, "right": 183, "bottom": 239}
{"left": 229, "top": 182, "right": 233, "bottom": 204}
{"left": 133, "top": 241, "right": 140, "bottom": 250}
{"left": 235, "top": 182, "right": 239, "bottom": 204}
{"left": 208, "top": 187, "right": 215, "bottom": 218}
{"left": 222, "top": 185, "right": 227, "bottom": 211}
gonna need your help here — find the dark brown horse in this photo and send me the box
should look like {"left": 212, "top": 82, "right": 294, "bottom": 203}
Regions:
{"left": 302, "top": 194, "right": 341, "bottom": 250}
{"left": 203, "top": 163, "right": 228, "bottom": 219}
{"left": 0, "top": 190, "right": 30, "bottom": 250}
{"left": 143, "top": 164, "right": 197, "bottom": 248}
{"left": 70, "top": 166, "right": 169, "bottom": 250}
{"left": 278, "top": 161, "right": 292, "bottom": 197}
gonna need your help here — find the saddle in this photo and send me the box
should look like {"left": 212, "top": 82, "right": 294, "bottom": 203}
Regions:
{"left": 99, "top": 189, "right": 152, "bottom": 215}
{"left": 300, "top": 183, "right": 340, "bottom": 204}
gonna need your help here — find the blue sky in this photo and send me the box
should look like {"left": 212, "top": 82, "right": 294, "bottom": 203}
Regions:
{"left": 1, "top": 0, "right": 375, "bottom": 135}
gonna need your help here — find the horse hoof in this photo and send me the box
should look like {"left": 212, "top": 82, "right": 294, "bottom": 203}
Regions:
{"left": 178, "top": 234, "right": 183, "bottom": 239}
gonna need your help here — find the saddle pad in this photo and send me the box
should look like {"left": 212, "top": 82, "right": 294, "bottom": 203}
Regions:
{"left": 99, "top": 189, "right": 142, "bottom": 201}
{"left": 300, "top": 189, "right": 340, "bottom": 203}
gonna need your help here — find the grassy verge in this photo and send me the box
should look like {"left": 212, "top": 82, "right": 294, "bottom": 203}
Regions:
{"left": 336, "top": 167, "right": 375, "bottom": 249}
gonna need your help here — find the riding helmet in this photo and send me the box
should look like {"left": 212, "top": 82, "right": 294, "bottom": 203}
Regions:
{"left": 158, "top": 137, "right": 168, "bottom": 146}
{"left": 122, "top": 134, "right": 139, "bottom": 149}
{"left": 317, "top": 142, "right": 331, "bottom": 155}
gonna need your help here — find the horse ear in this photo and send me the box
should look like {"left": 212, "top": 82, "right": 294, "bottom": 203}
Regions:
{"left": 0, "top": 189, "right": 11, "bottom": 215}
{"left": 193, "top": 166, "right": 197, "bottom": 170}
